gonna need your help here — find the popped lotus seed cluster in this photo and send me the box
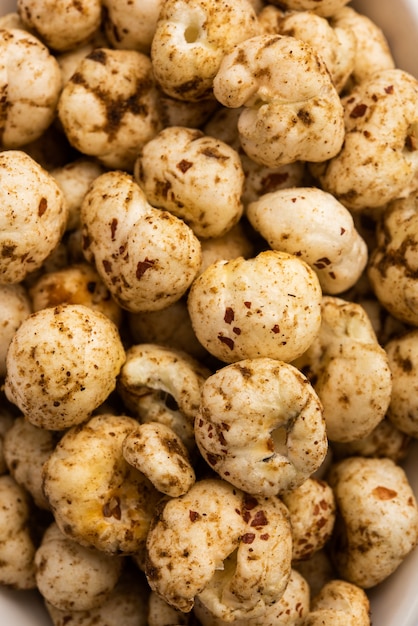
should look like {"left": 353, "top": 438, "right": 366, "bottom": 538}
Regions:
{"left": 0, "top": 1, "right": 418, "bottom": 625}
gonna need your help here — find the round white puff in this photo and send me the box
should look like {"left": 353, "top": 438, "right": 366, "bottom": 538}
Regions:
{"left": 385, "top": 330, "right": 418, "bottom": 438}
{"left": 35, "top": 522, "right": 123, "bottom": 611}
{"left": 0, "top": 404, "right": 14, "bottom": 475}
{"left": 294, "top": 549, "right": 336, "bottom": 599}
{"left": 0, "top": 283, "right": 31, "bottom": 378}
{"left": 0, "top": 29, "right": 62, "bottom": 148}
{"left": 187, "top": 250, "right": 322, "bottom": 364}
{"left": 203, "top": 106, "right": 307, "bottom": 208}
{"left": 213, "top": 34, "right": 345, "bottom": 167}
{"left": 368, "top": 193, "right": 418, "bottom": 326}
{"left": 330, "top": 418, "right": 411, "bottom": 464}
{"left": 0, "top": 12, "right": 28, "bottom": 31}
{"left": 45, "top": 569, "right": 150, "bottom": 626}
{"left": 55, "top": 28, "right": 110, "bottom": 85}
{"left": 195, "top": 358, "right": 327, "bottom": 496}
{"left": 268, "top": 0, "right": 349, "bottom": 17}
{"left": 51, "top": 158, "right": 105, "bottom": 231}
{"left": 199, "top": 222, "right": 255, "bottom": 276}
{"left": 43, "top": 413, "right": 161, "bottom": 555}
{"left": 81, "top": 170, "right": 202, "bottom": 313}
{"left": 4, "top": 304, "right": 126, "bottom": 430}
{"left": 29, "top": 262, "right": 123, "bottom": 328}
{"left": 157, "top": 91, "right": 218, "bottom": 129}
{"left": 128, "top": 299, "right": 208, "bottom": 362}
{"left": 327, "top": 456, "right": 418, "bottom": 588}
{"left": 0, "top": 150, "right": 68, "bottom": 283}
{"left": 0, "top": 474, "right": 37, "bottom": 589}
{"left": 58, "top": 48, "right": 162, "bottom": 171}
{"left": 281, "top": 477, "right": 336, "bottom": 562}
{"left": 151, "top": 0, "right": 260, "bottom": 101}
{"left": 304, "top": 579, "right": 370, "bottom": 626}
{"left": 247, "top": 187, "right": 368, "bottom": 294}
{"left": 134, "top": 126, "right": 245, "bottom": 239}
{"left": 332, "top": 6, "right": 395, "bottom": 85}
{"left": 311, "top": 69, "right": 418, "bottom": 211}
{"left": 148, "top": 590, "right": 190, "bottom": 626}
{"left": 102, "top": 0, "right": 165, "bottom": 53}
{"left": 145, "top": 478, "right": 292, "bottom": 620}
{"left": 4, "top": 416, "right": 58, "bottom": 509}
{"left": 17, "top": 0, "right": 102, "bottom": 52}
{"left": 293, "top": 296, "right": 392, "bottom": 443}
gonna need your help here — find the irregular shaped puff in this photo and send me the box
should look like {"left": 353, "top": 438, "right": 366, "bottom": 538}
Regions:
{"left": 327, "top": 456, "right": 418, "bottom": 588}
{"left": 134, "top": 126, "right": 245, "bottom": 239}
{"left": 45, "top": 569, "right": 150, "bottom": 626}
{"left": 0, "top": 12, "right": 28, "bottom": 30}
{"left": 294, "top": 549, "right": 336, "bottom": 599}
{"left": 4, "top": 304, "right": 126, "bottom": 430}
{"left": 187, "top": 250, "right": 322, "bottom": 364}
{"left": 332, "top": 6, "right": 395, "bottom": 86}
{"left": 330, "top": 418, "right": 411, "bottom": 464}
{"left": 150, "top": 0, "right": 260, "bottom": 101}
{"left": 0, "top": 474, "right": 37, "bottom": 589}
{"left": 0, "top": 283, "right": 31, "bottom": 378}
{"left": 145, "top": 478, "right": 292, "bottom": 620}
{"left": 0, "top": 150, "right": 68, "bottom": 284}
{"left": 81, "top": 171, "right": 202, "bottom": 313}
{"left": 42, "top": 413, "right": 161, "bottom": 555}
{"left": 311, "top": 69, "right": 418, "bottom": 212}
{"left": 128, "top": 299, "right": 208, "bottom": 362}
{"left": 0, "top": 29, "right": 62, "bottom": 148}
{"left": 193, "top": 568, "right": 310, "bottom": 625}
{"left": 157, "top": 90, "right": 218, "bottom": 129}
{"left": 385, "top": 330, "right": 418, "bottom": 438}
{"left": 148, "top": 591, "right": 190, "bottom": 626}
{"left": 199, "top": 222, "right": 255, "bottom": 276}
{"left": 274, "top": 8, "right": 356, "bottom": 93}
{"left": 246, "top": 187, "right": 368, "bottom": 294}
{"left": 368, "top": 193, "right": 418, "bottom": 326}
{"left": 17, "top": 0, "right": 102, "bottom": 52}
{"left": 304, "top": 579, "right": 370, "bottom": 626}
{"left": 0, "top": 404, "right": 14, "bottom": 476}
{"left": 58, "top": 48, "right": 162, "bottom": 171}
{"left": 3, "top": 416, "right": 59, "bottom": 509}
{"left": 117, "top": 343, "right": 210, "bottom": 452}
{"left": 102, "top": 0, "right": 165, "bottom": 54}
{"left": 122, "top": 422, "right": 196, "bottom": 497}
{"left": 213, "top": 34, "right": 345, "bottom": 167}
{"left": 35, "top": 522, "right": 123, "bottom": 612}
{"left": 29, "top": 262, "right": 123, "bottom": 328}
{"left": 194, "top": 358, "right": 328, "bottom": 496}
{"left": 293, "top": 296, "right": 392, "bottom": 443}
{"left": 281, "top": 477, "right": 336, "bottom": 562}
{"left": 268, "top": 0, "right": 350, "bottom": 18}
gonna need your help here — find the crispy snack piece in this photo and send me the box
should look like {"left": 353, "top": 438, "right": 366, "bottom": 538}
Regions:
{"left": 145, "top": 478, "right": 292, "bottom": 620}
{"left": 195, "top": 358, "right": 327, "bottom": 496}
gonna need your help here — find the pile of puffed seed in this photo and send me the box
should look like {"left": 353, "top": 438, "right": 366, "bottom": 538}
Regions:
{"left": 0, "top": 0, "right": 418, "bottom": 624}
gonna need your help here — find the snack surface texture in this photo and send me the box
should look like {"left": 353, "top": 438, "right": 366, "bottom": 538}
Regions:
{"left": 0, "top": 1, "right": 417, "bottom": 624}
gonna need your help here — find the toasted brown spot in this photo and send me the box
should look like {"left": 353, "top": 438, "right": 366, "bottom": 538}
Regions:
{"left": 372, "top": 486, "right": 397, "bottom": 500}
{"left": 38, "top": 197, "right": 48, "bottom": 217}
